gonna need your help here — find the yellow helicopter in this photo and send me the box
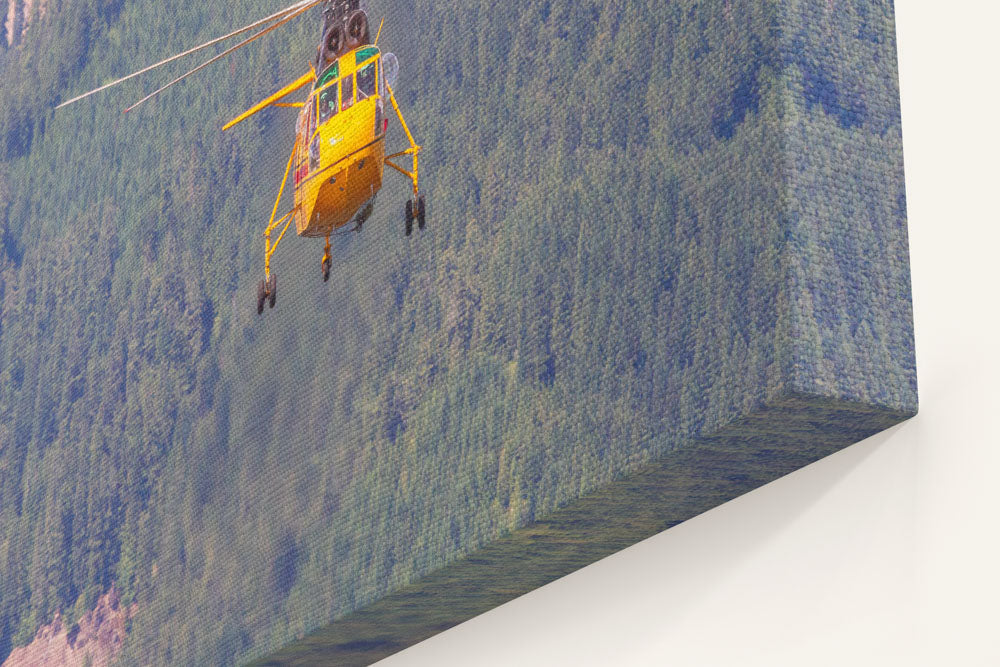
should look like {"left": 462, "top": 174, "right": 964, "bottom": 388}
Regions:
{"left": 57, "top": 0, "right": 425, "bottom": 314}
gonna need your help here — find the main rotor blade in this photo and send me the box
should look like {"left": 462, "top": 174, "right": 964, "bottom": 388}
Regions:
{"left": 121, "top": 4, "right": 313, "bottom": 114}
{"left": 56, "top": 0, "right": 322, "bottom": 109}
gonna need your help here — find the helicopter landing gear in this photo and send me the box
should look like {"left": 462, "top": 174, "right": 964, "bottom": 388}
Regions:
{"left": 256, "top": 134, "right": 298, "bottom": 316}
{"left": 321, "top": 235, "right": 332, "bottom": 282}
{"left": 384, "top": 78, "right": 425, "bottom": 240}
{"left": 416, "top": 195, "right": 426, "bottom": 230}
{"left": 256, "top": 273, "right": 276, "bottom": 314}
{"left": 404, "top": 195, "right": 426, "bottom": 237}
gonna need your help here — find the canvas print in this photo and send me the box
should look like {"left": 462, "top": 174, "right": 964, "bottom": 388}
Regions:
{"left": 0, "top": 0, "right": 916, "bottom": 665}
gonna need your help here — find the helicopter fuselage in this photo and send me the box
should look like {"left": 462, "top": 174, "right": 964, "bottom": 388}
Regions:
{"left": 293, "top": 45, "right": 387, "bottom": 237}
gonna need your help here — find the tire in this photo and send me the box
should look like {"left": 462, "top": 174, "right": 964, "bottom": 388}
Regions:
{"left": 256, "top": 280, "right": 266, "bottom": 315}
{"left": 322, "top": 24, "right": 346, "bottom": 62}
{"left": 346, "top": 10, "right": 370, "bottom": 48}
{"left": 268, "top": 274, "right": 277, "bottom": 309}
{"left": 416, "top": 195, "right": 426, "bottom": 230}
{"left": 405, "top": 199, "right": 414, "bottom": 237}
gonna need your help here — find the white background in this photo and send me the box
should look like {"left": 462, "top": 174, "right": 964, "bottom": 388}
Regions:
{"left": 379, "top": 2, "right": 1000, "bottom": 665}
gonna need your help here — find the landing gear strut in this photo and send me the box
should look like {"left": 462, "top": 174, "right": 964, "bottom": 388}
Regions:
{"left": 384, "top": 79, "right": 426, "bottom": 240}
{"left": 256, "top": 133, "right": 297, "bottom": 315}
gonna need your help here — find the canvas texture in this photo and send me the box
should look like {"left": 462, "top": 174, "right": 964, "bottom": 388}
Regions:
{"left": 0, "top": 0, "right": 914, "bottom": 665}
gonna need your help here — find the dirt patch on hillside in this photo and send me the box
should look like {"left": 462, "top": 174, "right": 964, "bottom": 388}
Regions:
{"left": 4, "top": 0, "right": 49, "bottom": 47}
{"left": 3, "top": 586, "right": 137, "bottom": 667}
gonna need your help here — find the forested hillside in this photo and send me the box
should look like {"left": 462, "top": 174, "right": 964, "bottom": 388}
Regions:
{"left": 0, "top": 0, "right": 912, "bottom": 664}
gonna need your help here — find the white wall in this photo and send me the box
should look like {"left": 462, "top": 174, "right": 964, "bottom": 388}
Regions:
{"left": 380, "top": 2, "right": 1000, "bottom": 664}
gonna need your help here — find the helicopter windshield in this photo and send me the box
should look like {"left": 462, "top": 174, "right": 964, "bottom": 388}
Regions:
{"left": 316, "top": 62, "right": 339, "bottom": 89}
{"left": 319, "top": 81, "right": 339, "bottom": 123}
{"left": 357, "top": 62, "right": 376, "bottom": 101}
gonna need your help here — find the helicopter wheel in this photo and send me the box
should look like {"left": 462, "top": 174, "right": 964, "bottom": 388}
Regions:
{"left": 404, "top": 199, "right": 414, "bottom": 237}
{"left": 256, "top": 279, "right": 266, "bottom": 315}
{"left": 267, "top": 274, "right": 277, "bottom": 309}
{"left": 322, "top": 257, "right": 331, "bottom": 282}
{"left": 416, "top": 195, "right": 426, "bottom": 230}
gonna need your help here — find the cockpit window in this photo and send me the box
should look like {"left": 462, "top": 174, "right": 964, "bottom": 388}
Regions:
{"left": 355, "top": 47, "right": 379, "bottom": 65}
{"left": 357, "top": 62, "right": 376, "bottom": 101}
{"left": 317, "top": 63, "right": 339, "bottom": 89}
{"left": 319, "top": 81, "right": 339, "bottom": 123}
{"left": 341, "top": 75, "right": 354, "bottom": 111}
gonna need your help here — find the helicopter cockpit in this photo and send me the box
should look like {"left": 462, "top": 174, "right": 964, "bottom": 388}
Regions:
{"left": 313, "top": 47, "right": 382, "bottom": 124}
